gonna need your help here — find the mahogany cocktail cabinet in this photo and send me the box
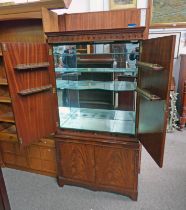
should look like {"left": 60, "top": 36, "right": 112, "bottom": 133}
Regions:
{"left": 0, "top": 7, "right": 175, "bottom": 201}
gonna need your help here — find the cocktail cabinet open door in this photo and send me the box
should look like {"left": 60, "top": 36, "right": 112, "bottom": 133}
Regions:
{"left": 1, "top": 42, "right": 57, "bottom": 147}
{"left": 137, "top": 36, "right": 175, "bottom": 167}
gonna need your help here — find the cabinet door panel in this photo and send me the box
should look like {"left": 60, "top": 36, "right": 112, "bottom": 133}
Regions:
{"left": 29, "top": 158, "right": 42, "bottom": 171}
{"left": 95, "top": 146, "right": 138, "bottom": 190}
{"left": 2, "top": 43, "right": 57, "bottom": 146}
{"left": 137, "top": 36, "right": 175, "bottom": 167}
{"left": 2, "top": 153, "right": 15, "bottom": 165}
{"left": 40, "top": 147, "right": 55, "bottom": 161}
{"left": 42, "top": 160, "right": 56, "bottom": 173}
{"left": 60, "top": 142, "right": 95, "bottom": 183}
{"left": 28, "top": 146, "right": 41, "bottom": 159}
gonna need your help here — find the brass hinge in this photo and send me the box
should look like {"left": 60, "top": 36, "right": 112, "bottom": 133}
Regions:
{"left": 49, "top": 49, "right": 53, "bottom": 56}
{"left": 164, "top": 104, "right": 167, "bottom": 112}
{"left": 52, "top": 87, "right": 56, "bottom": 94}
{"left": 2, "top": 43, "right": 7, "bottom": 52}
{"left": 19, "top": 138, "right": 23, "bottom": 144}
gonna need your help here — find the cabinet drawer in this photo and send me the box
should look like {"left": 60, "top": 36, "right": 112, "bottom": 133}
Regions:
{"left": 1, "top": 142, "right": 15, "bottom": 153}
{"left": 40, "top": 148, "right": 55, "bottom": 161}
{"left": 29, "top": 158, "right": 42, "bottom": 171}
{"left": 15, "top": 144, "right": 27, "bottom": 156}
{"left": 42, "top": 160, "right": 56, "bottom": 173}
{"left": 16, "top": 156, "right": 28, "bottom": 168}
{"left": 2, "top": 153, "right": 15, "bottom": 165}
{"left": 28, "top": 146, "right": 41, "bottom": 158}
{"left": 0, "top": 132, "right": 17, "bottom": 142}
{"left": 36, "top": 138, "right": 55, "bottom": 148}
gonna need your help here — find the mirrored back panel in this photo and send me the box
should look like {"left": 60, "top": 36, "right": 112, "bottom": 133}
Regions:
{"left": 54, "top": 42, "right": 139, "bottom": 135}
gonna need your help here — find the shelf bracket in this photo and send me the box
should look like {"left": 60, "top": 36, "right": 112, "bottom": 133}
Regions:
{"left": 136, "top": 87, "right": 161, "bottom": 101}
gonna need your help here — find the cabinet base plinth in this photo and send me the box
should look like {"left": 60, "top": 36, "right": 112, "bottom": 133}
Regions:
{"left": 57, "top": 176, "right": 138, "bottom": 201}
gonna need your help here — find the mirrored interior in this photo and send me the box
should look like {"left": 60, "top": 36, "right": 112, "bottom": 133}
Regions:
{"left": 54, "top": 42, "right": 139, "bottom": 135}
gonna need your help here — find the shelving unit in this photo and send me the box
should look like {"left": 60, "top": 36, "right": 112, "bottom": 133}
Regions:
{"left": 0, "top": 51, "right": 16, "bottom": 142}
{"left": 0, "top": 96, "right": 11, "bottom": 103}
{"left": 0, "top": 79, "right": 8, "bottom": 86}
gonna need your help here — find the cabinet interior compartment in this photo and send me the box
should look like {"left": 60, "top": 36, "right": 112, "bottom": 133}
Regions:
{"left": 54, "top": 41, "right": 139, "bottom": 135}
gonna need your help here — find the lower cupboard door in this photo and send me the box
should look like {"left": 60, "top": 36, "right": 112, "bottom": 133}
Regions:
{"left": 95, "top": 146, "right": 138, "bottom": 190}
{"left": 60, "top": 142, "right": 95, "bottom": 183}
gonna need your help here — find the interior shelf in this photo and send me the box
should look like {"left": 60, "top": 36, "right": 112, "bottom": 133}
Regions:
{"left": 14, "top": 62, "right": 50, "bottom": 71}
{"left": 0, "top": 79, "right": 8, "bottom": 86}
{"left": 0, "top": 112, "right": 15, "bottom": 123}
{"left": 0, "top": 96, "right": 11, "bottom": 103}
{"left": 1, "top": 125, "right": 16, "bottom": 134}
{"left": 59, "top": 107, "right": 135, "bottom": 135}
{"left": 55, "top": 67, "right": 137, "bottom": 74}
{"left": 56, "top": 80, "right": 136, "bottom": 91}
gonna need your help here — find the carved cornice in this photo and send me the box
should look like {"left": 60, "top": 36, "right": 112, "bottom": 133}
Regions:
{"left": 46, "top": 27, "right": 146, "bottom": 44}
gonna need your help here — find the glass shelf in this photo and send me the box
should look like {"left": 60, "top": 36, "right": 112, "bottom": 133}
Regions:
{"left": 59, "top": 107, "right": 135, "bottom": 135}
{"left": 54, "top": 52, "right": 138, "bottom": 56}
{"left": 56, "top": 80, "right": 136, "bottom": 91}
{"left": 55, "top": 67, "right": 137, "bottom": 74}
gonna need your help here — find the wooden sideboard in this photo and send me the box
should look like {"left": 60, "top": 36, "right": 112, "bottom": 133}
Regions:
{"left": 0, "top": 1, "right": 176, "bottom": 202}
{"left": 178, "top": 55, "right": 186, "bottom": 128}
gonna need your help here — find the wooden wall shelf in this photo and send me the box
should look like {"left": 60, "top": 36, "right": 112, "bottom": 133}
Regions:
{"left": 0, "top": 112, "right": 15, "bottom": 123}
{"left": 14, "top": 62, "right": 50, "bottom": 71}
{"left": 0, "top": 96, "right": 11, "bottom": 103}
{"left": 18, "top": 85, "right": 52, "bottom": 96}
{"left": 137, "top": 61, "right": 163, "bottom": 71}
{"left": 0, "top": 125, "right": 17, "bottom": 142}
{"left": 0, "top": 79, "right": 8, "bottom": 86}
{"left": 136, "top": 87, "right": 161, "bottom": 101}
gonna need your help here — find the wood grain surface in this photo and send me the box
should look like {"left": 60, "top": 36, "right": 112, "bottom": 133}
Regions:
{"left": 137, "top": 36, "right": 175, "bottom": 167}
{"left": 2, "top": 43, "right": 56, "bottom": 146}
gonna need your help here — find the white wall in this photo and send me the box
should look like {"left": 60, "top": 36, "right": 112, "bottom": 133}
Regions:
{"left": 54, "top": 0, "right": 90, "bottom": 14}
{"left": 54, "top": 0, "right": 148, "bottom": 14}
